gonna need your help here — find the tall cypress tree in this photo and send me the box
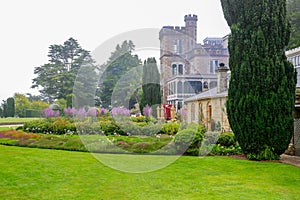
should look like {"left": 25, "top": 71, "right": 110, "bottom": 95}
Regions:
{"left": 141, "top": 58, "right": 161, "bottom": 112}
{"left": 221, "top": 0, "right": 296, "bottom": 159}
{"left": 6, "top": 97, "right": 15, "bottom": 117}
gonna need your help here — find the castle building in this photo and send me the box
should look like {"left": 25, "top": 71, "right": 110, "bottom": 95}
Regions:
{"left": 286, "top": 47, "right": 300, "bottom": 156}
{"left": 159, "top": 14, "right": 229, "bottom": 110}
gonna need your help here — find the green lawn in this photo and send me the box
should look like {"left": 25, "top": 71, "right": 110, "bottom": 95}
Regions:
{"left": 0, "top": 117, "right": 40, "bottom": 125}
{"left": 1, "top": 145, "right": 300, "bottom": 199}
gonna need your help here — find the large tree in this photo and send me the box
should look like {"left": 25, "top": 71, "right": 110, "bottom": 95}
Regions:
{"left": 221, "top": 0, "right": 296, "bottom": 160}
{"left": 141, "top": 57, "right": 161, "bottom": 111}
{"left": 98, "top": 40, "right": 141, "bottom": 108}
{"left": 32, "top": 38, "right": 95, "bottom": 103}
{"left": 14, "top": 93, "right": 31, "bottom": 117}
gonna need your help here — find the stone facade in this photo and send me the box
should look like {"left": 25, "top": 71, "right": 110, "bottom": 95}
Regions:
{"left": 286, "top": 47, "right": 300, "bottom": 156}
{"left": 184, "top": 65, "right": 230, "bottom": 132}
{"left": 159, "top": 14, "right": 229, "bottom": 110}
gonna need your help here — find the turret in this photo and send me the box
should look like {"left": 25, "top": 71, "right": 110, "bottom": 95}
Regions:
{"left": 184, "top": 14, "right": 198, "bottom": 51}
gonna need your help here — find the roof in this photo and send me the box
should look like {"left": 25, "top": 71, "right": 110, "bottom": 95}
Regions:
{"left": 184, "top": 87, "right": 228, "bottom": 102}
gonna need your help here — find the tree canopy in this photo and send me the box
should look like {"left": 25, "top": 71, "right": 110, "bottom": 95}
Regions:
{"left": 32, "top": 38, "right": 96, "bottom": 103}
{"left": 98, "top": 40, "right": 141, "bottom": 108}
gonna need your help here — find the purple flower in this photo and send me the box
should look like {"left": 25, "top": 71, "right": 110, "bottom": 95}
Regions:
{"left": 88, "top": 107, "right": 98, "bottom": 117}
{"left": 64, "top": 107, "right": 76, "bottom": 116}
{"left": 178, "top": 108, "right": 187, "bottom": 120}
{"left": 111, "top": 107, "right": 131, "bottom": 117}
{"left": 143, "top": 105, "right": 152, "bottom": 117}
{"left": 76, "top": 108, "right": 88, "bottom": 119}
{"left": 100, "top": 108, "right": 108, "bottom": 115}
{"left": 44, "top": 108, "right": 60, "bottom": 118}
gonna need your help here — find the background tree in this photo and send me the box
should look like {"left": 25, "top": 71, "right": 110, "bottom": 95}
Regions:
{"left": 14, "top": 93, "right": 49, "bottom": 117}
{"left": 14, "top": 93, "right": 31, "bottom": 117}
{"left": 0, "top": 104, "right": 3, "bottom": 118}
{"left": 32, "top": 38, "right": 95, "bottom": 103}
{"left": 73, "top": 65, "right": 99, "bottom": 108}
{"left": 140, "top": 57, "right": 161, "bottom": 112}
{"left": 2, "top": 101, "right": 8, "bottom": 118}
{"left": 221, "top": 0, "right": 296, "bottom": 159}
{"left": 287, "top": 0, "right": 300, "bottom": 49}
{"left": 98, "top": 40, "right": 141, "bottom": 108}
{"left": 6, "top": 97, "right": 15, "bottom": 117}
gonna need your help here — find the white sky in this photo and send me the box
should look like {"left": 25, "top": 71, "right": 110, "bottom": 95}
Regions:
{"left": 0, "top": 0, "right": 230, "bottom": 101}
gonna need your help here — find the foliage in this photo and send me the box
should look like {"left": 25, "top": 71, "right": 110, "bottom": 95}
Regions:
{"left": 217, "top": 132, "right": 236, "bottom": 147}
{"left": 14, "top": 93, "right": 49, "bottom": 117}
{"left": 14, "top": 93, "right": 31, "bottom": 117}
{"left": 73, "top": 65, "right": 99, "bottom": 108}
{"left": 98, "top": 40, "right": 141, "bottom": 108}
{"left": 6, "top": 97, "right": 15, "bottom": 117}
{"left": 140, "top": 58, "right": 161, "bottom": 110}
{"left": 32, "top": 38, "right": 96, "bottom": 103}
{"left": 161, "top": 122, "right": 180, "bottom": 135}
{"left": 23, "top": 118, "right": 76, "bottom": 135}
{"left": 54, "top": 98, "right": 67, "bottom": 111}
{"left": 221, "top": 0, "right": 296, "bottom": 159}
{"left": 210, "top": 144, "right": 243, "bottom": 156}
{"left": 174, "top": 124, "right": 205, "bottom": 156}
{"left": 287, "top": 0, "right": 300, "bottom": 49}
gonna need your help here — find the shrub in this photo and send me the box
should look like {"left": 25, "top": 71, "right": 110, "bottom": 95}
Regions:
{"left": 23, "top": 117, "right": 76, "bottom": 135}
{"left": 174, "top": 127, "right": 204, "bottom": 156}
{"left": 161, "top": 122, "right": 180, "bottom": 135}
{"left": 210, "top": 144, "right": 243, "bottom": 156}
{"left": 217, "top": 132, "right": 236, "bottom": 147}
{"left": 130, "top": 116, "right": 145, "bottom": 123}
{"left": 99, "top": 120, "right": 124, "bottom": 135}
{"left": 202, "top": 131, "right": 220, "bottom": 146}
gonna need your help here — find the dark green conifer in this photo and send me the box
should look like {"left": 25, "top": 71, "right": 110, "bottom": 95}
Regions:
{"left": 221, "top": 0, "right": 296, "bottom": 159}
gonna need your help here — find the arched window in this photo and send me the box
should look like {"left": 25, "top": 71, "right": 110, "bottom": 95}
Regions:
{"left": 172, "top": 64, "right": 177, "bottom": 76}
{"left": 178, "top": 64, "right": 183, "bottom": 75}
{"left": 204, "top": 81, "right": 208, "bottom": 89}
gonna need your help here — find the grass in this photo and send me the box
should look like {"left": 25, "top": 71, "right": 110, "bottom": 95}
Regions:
{"left": 0, "top": 117, "right": 40, "bottom": 125}
{"left": 1, "top": 145, "right": 300, "bottom": 199}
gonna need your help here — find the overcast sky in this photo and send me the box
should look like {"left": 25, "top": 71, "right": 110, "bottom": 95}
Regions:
{"left": 0, "top": 0, "right": 230, "bottom": 101}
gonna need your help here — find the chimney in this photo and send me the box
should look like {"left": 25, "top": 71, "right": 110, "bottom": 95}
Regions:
{"left": 217, "top": 63, "right": 229, "bottom": 93}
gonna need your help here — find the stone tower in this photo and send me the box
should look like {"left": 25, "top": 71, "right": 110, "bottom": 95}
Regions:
{"left": 159, "top": 14, "right": 198, "bottom": 103}
{"left": 184, "top": 14, "right": 198, "bottom": 51}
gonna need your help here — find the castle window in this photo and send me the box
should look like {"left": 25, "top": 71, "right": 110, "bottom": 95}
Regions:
{"left": 204, "top": 81, "right": 208, "bottom": 89}
{"left": 184, "top": 81, "right": 202, "bottom": 94}
{"left": 178, "top": 64, "right": 183, "bottom": 75}
{"left": 172, "top": 64, "right": 177, "bottom": 76}
{"left": 210, "top": 60, "right": 219, "bottom": 74}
